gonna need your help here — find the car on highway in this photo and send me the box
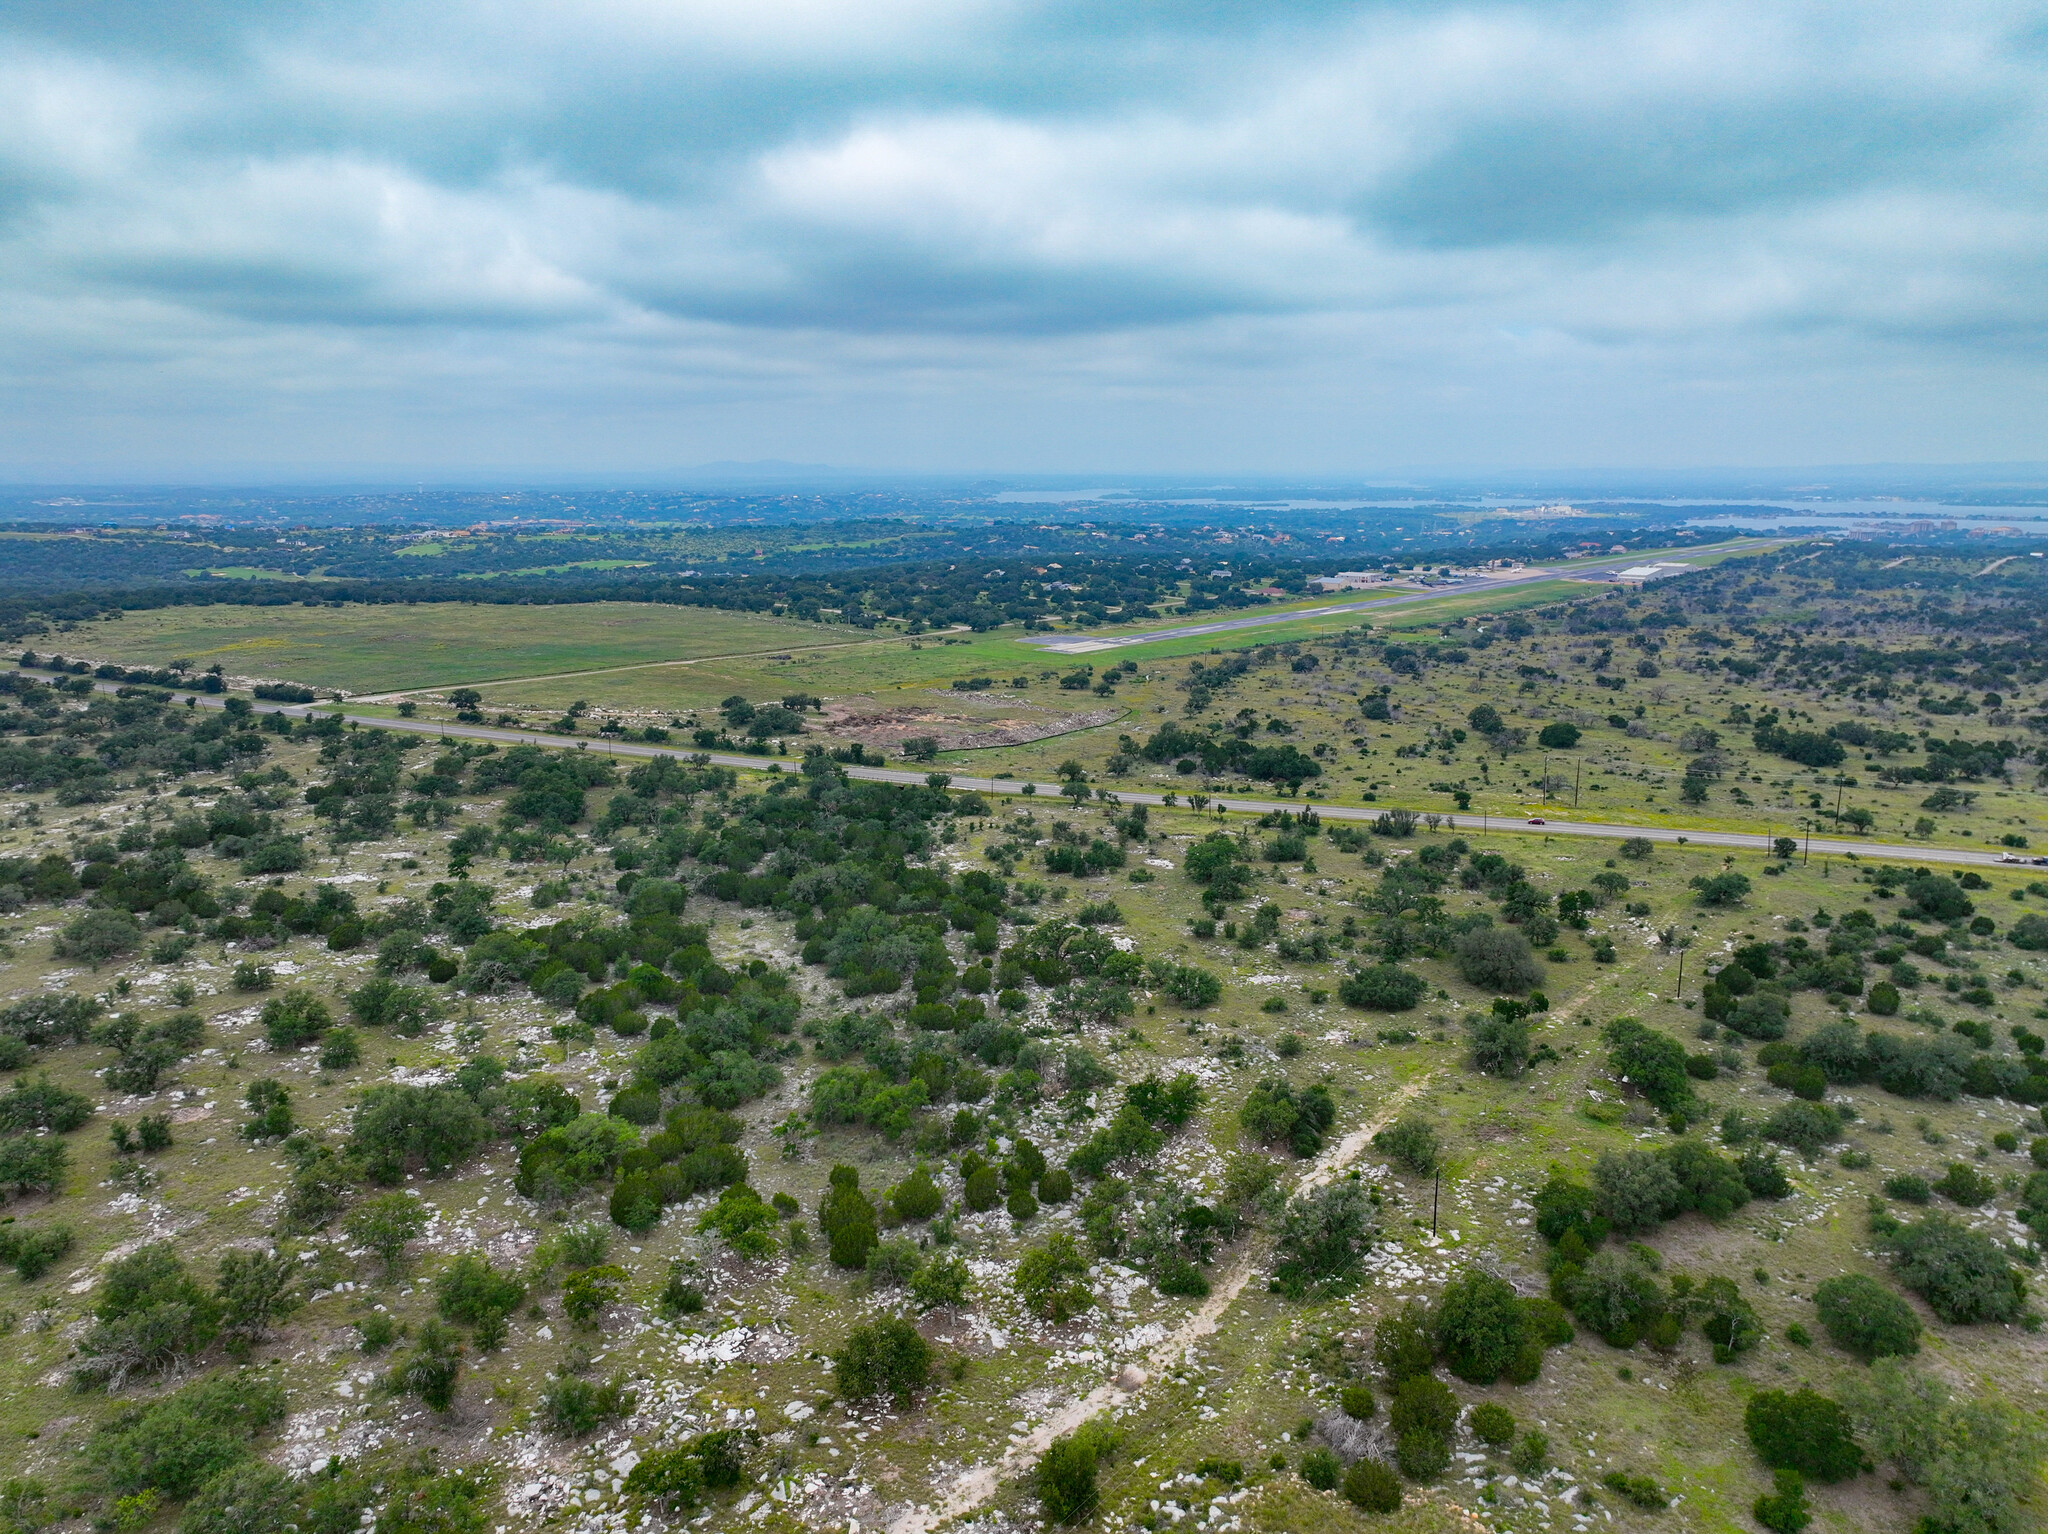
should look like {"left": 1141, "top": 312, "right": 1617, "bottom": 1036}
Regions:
{"left": 1527, "top": 817, "right": 1546, "bottom": 825}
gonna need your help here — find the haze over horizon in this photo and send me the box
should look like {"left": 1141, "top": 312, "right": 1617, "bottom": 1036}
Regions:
{"left": 4, "top": 1, "right": 2046, "bottom": 480}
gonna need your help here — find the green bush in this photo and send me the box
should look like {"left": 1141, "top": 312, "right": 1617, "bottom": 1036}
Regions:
{"left": 1885, "top": 1212, "right": 2027, "bottom": 1324}
{"left": 541, "top": 1373, "right": 636, "bottom": 1437}
{"left": 1372, "top": 1115, "right": 1440, "bottom": 1175}
{"left": 1812, "top": 1274, "right": 1921, "bottom": 1362}
{"left": 175, "top": 1460, "right": 299, "bottom": 1534}
{"left": 1016, "top": 1233, "right": 1094, "bottom": 1321}
{"left": 1932, "top": 1161, "right": 1996, "bottom": 1207}
{"left": 1469, "top": 1403, "right": 1515, "bottom": 1447}
{"left": 1373, "top": 1300, "right": 1436, "bottom": 1383}
{"left": 436, "top": 1254, "right": 525, "bottom": 1330}
{"left": 909, "top": 1254, "right": 971, "bottom": 1310}
{"left": 388, "top": 1318, "right": 463, "bottom": 1411}
{"left": 1299, "top": 1447, "right": 1341, "bottom": 1491}
{"left": 889, "top": 1165, "right": 945, "bottom": 1221}
{"left": 1341, "top": 1384, "right": 1375, "bottom": 1420}
{"left": 1395, "top": 1431, "right": 1448, "bottom": 1481}
{"left": 1602, "top": 1471, "right": 1669, "bottom": 1509}
{"left": 1510, "top": 1432, "right": 1549, "bottom": 1476}
{"left": 1272, "top": 1180, "right": 1376, "bottom": 1297}
{"left": 1343, "top": 1457, "right": 1404, "bottom": 1511}
{"left": 1744, "top": 1388, "right": 1863, "bottom": 1483}
{"left": 1340, "top": 964, "right": 1428, "bottom": 1011}
{"left": 1753, "top": 1469, "right": 1810, "bottom": 1534}
{"left": 82, "top": 1373, "right": 286, "bottom": 1498}
{"left": 1038, "top": 1419, "right": 1118, "bottom": 1524}
{"left": 1388, "top": 1375, "right": 1458, "bottom": 1442}
{"left": 1038, "top": 1168, "right": 1074, "bottom": 1204}
{"left": 964, "top": 1165, "right": 1003, "bottom": 1212}
{"left": 607, "top": 1082, "right": 661, "bottom": 1124}
{"left": 1434, "top": 1267, "right": 1528, "bottom": 1384}
{"left": 1454, "top": 926, "right": 1544, "bottom": 993}
{"left": 259, "top": 990, "right": 332, "bottom": 1050}
{"left": 1883, "top": 1173, "right": 1931, "bottom": 1204}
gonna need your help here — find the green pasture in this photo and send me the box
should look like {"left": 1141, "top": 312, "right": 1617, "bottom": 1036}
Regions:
{"left": 51, "top": 601, "right": 856, "bottom": 694}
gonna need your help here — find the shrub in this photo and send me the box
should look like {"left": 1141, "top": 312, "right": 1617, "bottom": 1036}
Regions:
{"left": 1884, "top": 1173, "right": 1931, "bottom": 1204}
{"left": 1753, "top": 1469, "right": 1811, "bottom": 1534}
{"left": 77, "top": 1244, "right": 223, "bottom": 1388}
{"left": 1812, "top": 1274, "right": 1920, "bottom": 1362}
{"left": 1434, "top": 1268, "right": 1527, "bottom": 1384}
{"left": 0, "top": 1222, "right": 72, "bottom": 1282}
{"left": 1300, "top": 1447, "right": 1341, "bottom": 1491}
{"left": 82, "top": 1373, "right": 287, "bottom": 1499}
{"left": 1884, "top": 1212, "right": 2027, "bottom": 1324}
{"left": 215, "top": 1248, "right": 302, "bottom": 1342}
{"left": 1510, "top": 1431, "right": 1549, "bottom": 1476}
{"left": 1395, "top": 1430, "right": 1449, "bottom": 1481}
{"left": 53, "top": 907, "right": 142, "bottom": 966}
{"left": 388, "top": 1318, "right": 464, "bottom": 1412}
{"left": 1038, "top": 1419, "right": 1118, "bottom": 1524}
{"left": 542, "top": 1372, "right": 636, "bottom": 1436}
{"left": 1341, "top": 1384, "right": 1376, "bottom": 1420}
{"left": 1373, "top": 1115, "right": 1440, "bottom": 1175}
{"left": 346, "top": 1192, "right": 429, "bottom": 1280}
{"left": 1744, "top": 1388, "right": 1863, "bottom": 1482}
{"left": 1454, "top": 927, "right": 1544, "bottom": 993}
{"left": 259, "top": 990, "right": 332, "bottom": 1050}
{"left": 1470, "top": 1402, "right": 1516, "bottom": 1447}
{"left": 1016, "top": 1233, "right": 1093, "bottom": 1321}
{"left": 1591, "top": 1150, "right": 1681, "bottom": 1236}
{"left": 890, "top": 1165, "right": 945, "bottom": 1221}
{"left": 910, "top": 1253, "right": 971, "bottom": 1310}
{"left": 437, "top": 1255, "right": 525, "bottom": 1330}
{"left": 1933, "top": 1161, "right": 1996, "bottom": 1207}
{"left": 1602, "top": 1471, "right": 1670, "bottom": 1509}
{"left": 1603, "top": 1018, "right": 1695, "bottom": 1114}
{"left": 964, "top": 1165, "right": 1003, "bottom": 1212}
{"left": 831, "top": 1315, "right": 935, "bottom": 1408}
{"left": 1388, "top": 1375, "right": 1458, "bottom": 1441}
{"left": 0, "top": 1073, "right": 93, "bottom": 1134}
{"left": 1038, "top": 1168, "right": 1074, "bottom": 1204}
{"left": 1344, "top": 1457, "right": 1404, "bottom": 1511}
{"left": 1272, "top": 1180, "right": 1376, "bottom": 1297}
{"left": 1558, "top": 1248, "right": 1663, "bottom": 1346}
{"left": 561, "top": 1263, "right": 626, "bottom": 1328}
{"left": 1763, "top": 1101, "right": 1842, "bottom": 1158}
{"left": 696, "top": 1184, "right": 780, "bottom": 1258}
{"left": 176, "top": 1460, "right": 299, "bottom": 1534}
{"left": 1340, "top": 964, "right": 1428, "bottom": 1011}
{"left": 317, "top": 1027, "right": 361, "bottom": 1070}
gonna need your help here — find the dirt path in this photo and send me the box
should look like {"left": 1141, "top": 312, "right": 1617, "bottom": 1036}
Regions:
{"left": 885, "top": 1070, "right": 1442, "bottom": 1534}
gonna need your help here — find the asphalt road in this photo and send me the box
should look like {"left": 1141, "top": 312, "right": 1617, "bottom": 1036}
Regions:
{"left": 1016, "top": 539, "right": 1785, "bottom": 656}
{"left": 67, "top": 672, "right": 2029, "bottom": 872}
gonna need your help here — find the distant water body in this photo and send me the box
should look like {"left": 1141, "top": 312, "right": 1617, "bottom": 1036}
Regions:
{"left": 986, "top": 488, "right": 2048, "bottom": 533}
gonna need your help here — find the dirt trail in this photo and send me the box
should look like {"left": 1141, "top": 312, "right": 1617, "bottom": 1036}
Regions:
{"left": 885, "top": 1070, "right": 1441, "bottom": 1534}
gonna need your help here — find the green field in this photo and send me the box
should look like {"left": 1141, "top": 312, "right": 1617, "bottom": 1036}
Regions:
{"left": 54, "top": 601, "right": 856, "bottom": 694}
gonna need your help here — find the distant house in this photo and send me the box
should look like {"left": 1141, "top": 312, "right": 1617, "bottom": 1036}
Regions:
{"left": 1307, "top": 571, "right": 1381, "bottom": 592}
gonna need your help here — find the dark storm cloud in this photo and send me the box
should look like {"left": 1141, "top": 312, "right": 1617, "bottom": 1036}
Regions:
{"left": 0, "top": 0, "right": 2044, "bottom": 474}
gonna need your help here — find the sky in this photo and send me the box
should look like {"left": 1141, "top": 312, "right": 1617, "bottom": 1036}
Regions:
{"left": 2, "top": 0, "right": 2046, "bottom": 480}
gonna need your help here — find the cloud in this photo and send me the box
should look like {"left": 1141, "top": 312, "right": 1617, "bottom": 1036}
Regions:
{"left": 0, "top": 0, "right": 2044, "bottom": 474}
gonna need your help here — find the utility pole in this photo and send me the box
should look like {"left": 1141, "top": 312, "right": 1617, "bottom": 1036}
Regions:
{"left": 1574, "top": 758, "right": 1582, "bottom": 811}
{"left": 1432, "top": 1168, "right": 1440, "bottom": 1234}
